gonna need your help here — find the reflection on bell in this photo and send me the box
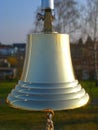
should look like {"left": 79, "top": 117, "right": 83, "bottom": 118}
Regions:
{"left": 7, "top": 33, "right": 89, "bottom": 110}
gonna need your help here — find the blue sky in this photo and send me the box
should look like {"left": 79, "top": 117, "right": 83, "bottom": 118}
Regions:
{"left": 0, "top": 0, "right": 40, "bottom": 44}
{"left": 0, "top": 0, "right": 84, "bottom": 44}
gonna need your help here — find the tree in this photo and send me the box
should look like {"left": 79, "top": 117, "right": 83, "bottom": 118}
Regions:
{"left": 32, "top": 7, "right": 44, "bottom": 33}
{"left": 54, "top": 0, "right": 79, "bottom": 34}
{"left": 80, "top": 0, "right": 98, "bottom": 85}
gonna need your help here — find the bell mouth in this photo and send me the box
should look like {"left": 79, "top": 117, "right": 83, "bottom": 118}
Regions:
{"left": 7, "top": 80, "right": 89, "bottom": 111}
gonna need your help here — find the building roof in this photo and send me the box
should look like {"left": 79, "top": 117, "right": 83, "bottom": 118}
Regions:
{"left": 13, "top": 43, "right": 26, "bottom": 48}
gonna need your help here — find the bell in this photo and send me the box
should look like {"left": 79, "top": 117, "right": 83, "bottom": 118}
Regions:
{"left": 7, "top": 33, "right": 89, "bottom": 110}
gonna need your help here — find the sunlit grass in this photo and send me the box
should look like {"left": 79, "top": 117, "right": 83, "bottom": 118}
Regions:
{"left": 80, "top": 80, "right": 98, "bottom": 98}
{"left": 0, "top": 82, "right": 16, "bottom": 98}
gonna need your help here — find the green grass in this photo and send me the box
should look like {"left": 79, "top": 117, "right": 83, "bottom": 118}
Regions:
{"left": 80, "top": 80, "right": 98, "bottom": 98}
{"left": 0, "top": 82, "right": 16, "bottom": 98}
{"left": 0, "top": 81, "right": 98, "bottom": 130}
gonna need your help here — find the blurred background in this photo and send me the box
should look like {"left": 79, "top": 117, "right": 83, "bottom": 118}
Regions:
{"left": 0, "top": 0, "right": 98, "bottom": 82}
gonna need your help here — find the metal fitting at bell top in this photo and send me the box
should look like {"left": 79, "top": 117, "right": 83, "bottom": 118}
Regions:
{"left": 41, "top": 0, "right": 54, "bottom": 10}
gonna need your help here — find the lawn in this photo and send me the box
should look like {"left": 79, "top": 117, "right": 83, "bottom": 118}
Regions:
{"left": 0, "top": 81, "right": 98, "bottom": 130}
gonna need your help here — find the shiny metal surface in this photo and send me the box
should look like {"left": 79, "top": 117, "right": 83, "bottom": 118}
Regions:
{"left": 41, "top": 0, "right": 54, "bottom": 10}
{"left": 22, "top": 33, "right": 75, "bottom": 83}
{"left": 7, "top": 33, "right": 89, "bottom": 111}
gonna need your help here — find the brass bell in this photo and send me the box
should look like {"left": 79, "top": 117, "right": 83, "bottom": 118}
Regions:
{"left": 7, "top": 33, "right": 89, "bottom": 110}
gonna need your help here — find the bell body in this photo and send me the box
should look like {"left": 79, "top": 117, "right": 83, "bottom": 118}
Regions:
{"left": 22, "top": 33, "right": 75, "bottom": 83}
{"left": 7, "top": 33, "right": 89, "bottom": 111}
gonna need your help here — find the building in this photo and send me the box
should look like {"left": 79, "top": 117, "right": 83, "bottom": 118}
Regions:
{"left": 0, "top": 59, "right": 16, "bottom": 80}
{"left": 0, "top": 43, "right": 26, "bottom": 80}
{"left": 0, "top": 44, "right": 13, "bottom": 56}
{"left": 12, "top": 43, "right": 26, "bottom": 55}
